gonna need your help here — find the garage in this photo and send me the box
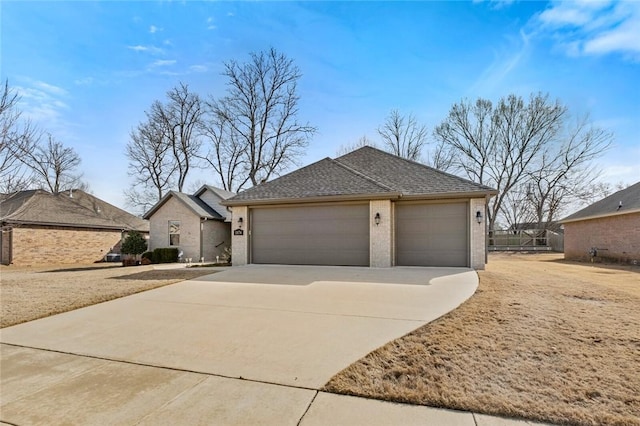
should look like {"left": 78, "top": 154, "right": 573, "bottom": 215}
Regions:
{"left": 250, "top": 203, "right": 370, "bottom": 266}
{"left": 396, "top": 202, "right": 469, "bottom": 267}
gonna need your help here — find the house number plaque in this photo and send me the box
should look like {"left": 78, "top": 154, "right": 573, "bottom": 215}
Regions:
{"left": 233, "top": 229, "right": 244, "bottom": 236}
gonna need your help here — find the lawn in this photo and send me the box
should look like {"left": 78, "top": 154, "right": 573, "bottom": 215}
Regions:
{"left": 0, "top": 264, "right": 217, "bottom": 328}
{"left": 325, "top": 253, "right": 640, "bottom": 426}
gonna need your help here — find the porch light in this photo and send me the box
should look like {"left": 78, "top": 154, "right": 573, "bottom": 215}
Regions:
{"left": 238, "top": 217, "right": 243, "bottom": 228}
{"left": 375, "top": 212, "right": 381, "bottom": 226}
{"left": 476, "top": 210, "right": 483, "bottom": 224}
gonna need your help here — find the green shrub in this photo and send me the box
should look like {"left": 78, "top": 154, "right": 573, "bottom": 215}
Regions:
{"left": 153, "top": 247, "right": 179, "bottom": 263}
{"left": 141, "top": 251, "right": 155, "bottom": 263}
{"left": 121, "top": 231, "right": 147, "bottom": 257}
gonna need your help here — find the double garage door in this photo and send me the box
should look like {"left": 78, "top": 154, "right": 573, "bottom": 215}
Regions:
{"left": 250, "top": 202, "right": 469, "bottom": 267}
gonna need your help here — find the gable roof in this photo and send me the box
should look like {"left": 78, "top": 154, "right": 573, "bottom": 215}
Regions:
{"left": 0, "top": 189, "right": 149, "bottom": 232}
{"left": 223, "top": 146, "right": 496, "bottom": 206}
{"left": 561, "top": 181, "right": 640, "bottom": 223}
{"left": 142, "top": 185, "right": 235, "bottom": 220}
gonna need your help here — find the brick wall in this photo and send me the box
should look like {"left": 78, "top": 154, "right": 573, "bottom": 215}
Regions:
{"left": 564, "top": 212, "right": 640, "bottom": 263}
{"left": 470, "top": 198, "right": 487, "bottom": 270}
{"left": 231, "top": 206, "right": 248, "bottom": 266}
{"left": 10, "top": 225, "right": 122, "bottom": 266}
{"left": 370, "top": 199, "right": 393, "bottom": 267}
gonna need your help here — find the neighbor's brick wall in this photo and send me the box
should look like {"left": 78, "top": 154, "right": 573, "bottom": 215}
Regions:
{"left": 10, "top": 226, "right": 122, "bottom": 266}
{"left": 370, "top": 199, "right": 393, "bottom": 267}
{"left": 148, "top": 197, "right": 201, "bottom": 261}
{"left": 564, "top": 213, "right": 640, "bottom": 263}
{"left": 470, "top": 198, "right": 487, "bottom": 270}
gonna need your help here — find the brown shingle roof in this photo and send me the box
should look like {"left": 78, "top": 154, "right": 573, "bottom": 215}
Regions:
{"left": 561, "top": 181, "right": 640, "bottom": 223}
{"left": 0, "top": 189, "right": 149, "bottom": 232}
{"left": 223, "top": 146, "right": 496, "bottom": 206}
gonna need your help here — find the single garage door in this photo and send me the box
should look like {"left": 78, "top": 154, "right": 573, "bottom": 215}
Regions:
{"left": 250, "top": 204, "right": 369, "bottom": 266}
{"left": 396, "top": 202, "right": 468, "bottom": 267}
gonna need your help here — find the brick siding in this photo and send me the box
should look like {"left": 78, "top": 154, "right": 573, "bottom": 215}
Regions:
{"left": 9, "top": 225, "right": 123, "bottom": 266}
{"left": 564, "top": 212, "right": 640, "bottom": 263}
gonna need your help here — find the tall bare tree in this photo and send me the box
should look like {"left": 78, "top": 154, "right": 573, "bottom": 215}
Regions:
{"left": 125, "top": 83, "right": 203, "bottom": 211}
{"left": 13, "top": 133, "right": 84, "bottom": 193}
{"left": 378, "top": 109, "right": 428, "bottom": 161}
{"left": 202, "top": 48, "right": 316, "bottom": 190}
{"left": 434, "top": 93, "right": 567, "bottom": 231}
{"left": 513, "top": 115, "right": 613, "bottom": 229}
{"left": 0, "top": 80, "right": 39, "bottom": 193}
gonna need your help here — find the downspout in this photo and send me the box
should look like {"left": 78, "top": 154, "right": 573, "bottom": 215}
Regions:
{"left": 485, "top": 194, "right": 490, "bottom": 265}
{"left": 200, "top": 218, "right": 206, "bottom": 262}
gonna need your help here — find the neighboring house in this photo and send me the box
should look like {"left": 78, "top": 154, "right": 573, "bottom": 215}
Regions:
{"left": 0, "top": 189, "right": 149, "bottom": 266}
{"left": 143, "top": 185, "right": 234, "bottom": 263}
{"left": 560, "top": 181, "right": 640, "bottom": 263}
{"left": 222, "top": 146, "right": 497, "bottom": 269}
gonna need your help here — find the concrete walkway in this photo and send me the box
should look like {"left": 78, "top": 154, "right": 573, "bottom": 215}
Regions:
{"left": 0, "top": 265, "right": 551, "bottom": 425}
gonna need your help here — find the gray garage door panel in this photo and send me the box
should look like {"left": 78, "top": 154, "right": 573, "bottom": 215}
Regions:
{"left": 396, "top": 202, "right": 468, "bottom": 267}
{"left": 251, "top": 204, "right": 369, "bottom": 266}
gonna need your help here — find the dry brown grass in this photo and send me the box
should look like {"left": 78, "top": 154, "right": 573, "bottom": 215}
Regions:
{"left": 0, "top": 264, "right": 216, "bottom": 328}
{"left": 325, "top": 253, "right": 640, "bottom": 426}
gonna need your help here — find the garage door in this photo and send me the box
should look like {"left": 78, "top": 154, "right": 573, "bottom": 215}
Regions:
{"left": 396, "top": 202, "right": 468, "bottom": 267}
{"left": 250, "top": 204, "right": 369, "bottom": 266}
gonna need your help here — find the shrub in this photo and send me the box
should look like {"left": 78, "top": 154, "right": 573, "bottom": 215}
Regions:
{"left": 153, "top": 248, "right": 179, "bottom": 263}
{"left": 121, "top": 231, "right": 147, "bottom": 257}
{"left": 141, "top": 251, "right": 155, "bottom": 263}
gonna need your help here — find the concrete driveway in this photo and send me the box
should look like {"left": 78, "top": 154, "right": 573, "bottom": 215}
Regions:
{"left": 1, "top": 265, "right": 518, "bottom": 425}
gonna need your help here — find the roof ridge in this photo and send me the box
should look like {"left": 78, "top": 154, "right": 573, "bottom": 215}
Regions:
{"left": 332, "top": 157, "right": 395, "bottom": 192}
{"left": 348, "top": 146, "right": 495, "bottom": 191}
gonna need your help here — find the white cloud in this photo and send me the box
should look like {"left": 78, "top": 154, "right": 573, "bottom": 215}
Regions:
{"left": 534, "top": 1, "right": 640, "bottom": 60}
{"left": 149, "top": 25, "right": 163, "bottom": 34}
{"left": 127, "top": 45, "right": 165, "bottom": 55}
{"left": 74, "top": 77, "right": 94, "bottom": 86}
{"left": 189, "top": 65, "right": 208, "bottom": 73}
{"left": 14, "top": 80, "right": 70, "bottom": 133}
{"left": 150, "top": 59, "right": 176, "bottom": 67}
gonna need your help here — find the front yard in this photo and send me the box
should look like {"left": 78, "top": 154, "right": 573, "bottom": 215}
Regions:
{"left": 0, "top": 264, "right": 216, "bottom": 328}
{"left": 325, "top": 253, "right": 640, "bottom": 426}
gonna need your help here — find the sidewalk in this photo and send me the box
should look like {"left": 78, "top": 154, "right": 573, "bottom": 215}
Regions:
{"left": 1, "top": 344, "right": 551, "bottom": 426}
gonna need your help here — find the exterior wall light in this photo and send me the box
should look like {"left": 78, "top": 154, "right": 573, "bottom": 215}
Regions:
{"left": 238, "top": 217, "right": 243, "bottom": 228}
{"left": 476, "top": 211, "right": 483, "bottom": 224}
{"left": 375, "top": 212, "right": 381, "bottom": 226}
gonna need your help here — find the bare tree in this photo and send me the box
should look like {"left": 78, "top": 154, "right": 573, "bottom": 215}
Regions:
{"left": 378, "top": 109, "right": 428, "bottom": 161}
{"left": 434, "top": 93, "right": 567, "bottom": 231}
{"left": 198, "top": 103, "right": 250, "bottom": 192}
{"left": 514, "top": 115, "right": 613, "bottom": 229}
{"left": 154, "top": 83, "right": 203, "bottom": 191}
{"left": 15, "top": 133, "right": 84, "bottom": 193}
{"left": 0, "top": 80, "right": 39, "bottom": 193}
{"left": 125, "top": 117, "right": 176, "bottom": 211}
{"left": 203, "top": 48, "right": 316, "bottom": 190}
{"left": 125, "top": 83, "right": 203, "bottom": 210}
{"left": 336, "top": 135, "right": 376, "bottom": 156}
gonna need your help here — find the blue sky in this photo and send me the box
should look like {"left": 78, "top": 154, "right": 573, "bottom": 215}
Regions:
{"left": 2, "top": 0, "right": 639, "bottom": 210}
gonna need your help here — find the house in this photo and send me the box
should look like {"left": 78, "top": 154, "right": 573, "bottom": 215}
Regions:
{"left": 222, "top": 146, "right": 497, "bottom": 269}
{"left": 143, "top": 185, "right": 234, "bottom": 263}
{"left": 560, "top": 181, "right": 640, "bottom": 263}
{"left": 0, "top": 189, "right": 149, "bottom": 266}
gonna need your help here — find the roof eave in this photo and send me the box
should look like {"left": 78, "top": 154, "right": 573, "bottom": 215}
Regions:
{"left": 560, "top": 208, "right": 640, "bottom": 224}
{"left": 222, "top": 192, "right": 403, "bottom": 206}
{"left": 1, "top": 219, "right": 148, "bottom": 231}
{"left": 399, "top": 190, "right": 498, "bottom": 201}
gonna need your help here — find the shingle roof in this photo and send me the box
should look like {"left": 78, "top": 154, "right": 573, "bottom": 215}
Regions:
{"left": 0, "top": 189, "right": 149, "bottom": 231}
{"left": 142, "top": 185, "right": 234, "bottom": 220}
{"left": 561, "top": 181, "right": 640, "bottom": 223}
{"left": 224, "top": 146, "right": 496, "bottom": 205}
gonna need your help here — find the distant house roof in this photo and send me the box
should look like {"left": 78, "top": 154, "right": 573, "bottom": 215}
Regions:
{"left": 0, "top": 189, "right": 149, "bottom": 232}
{"left": 223, "top": 146, "right": 497, "bottom": 206}
{"left": 142, "top": 185, "right": 234, "bottom": 221}
{"left": 561, "top": 181, "right": 640, "bottom": 223}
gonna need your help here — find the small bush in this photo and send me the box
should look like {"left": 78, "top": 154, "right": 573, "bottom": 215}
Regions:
{"left": 141, "top": 251, "right": 155, "bottom": 263}
{"left": 153, "top": 248, "right": 179, "bottom": 263}
{"left": 121, "top": 231, "right": 148, "bottom": 257}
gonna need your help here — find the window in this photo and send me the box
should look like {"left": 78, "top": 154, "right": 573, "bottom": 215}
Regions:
{"left": 169, "top": 221, "right": 180, "bottom": 246}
